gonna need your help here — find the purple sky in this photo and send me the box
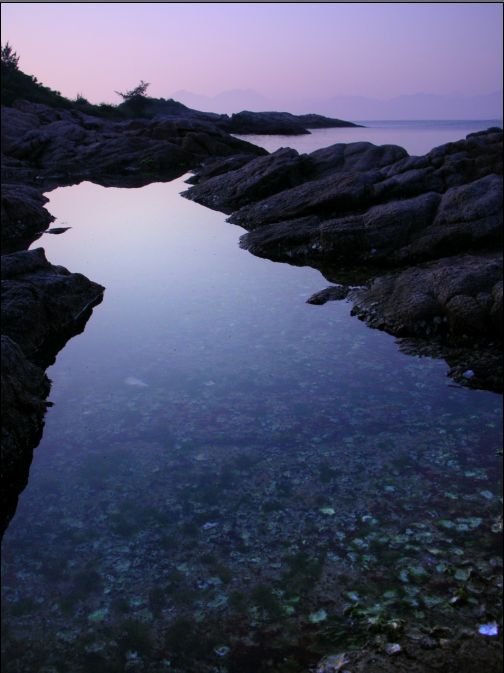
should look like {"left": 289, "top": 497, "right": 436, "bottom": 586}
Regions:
{"left": 1, "top": 2, "right": 502, "bottom": 105}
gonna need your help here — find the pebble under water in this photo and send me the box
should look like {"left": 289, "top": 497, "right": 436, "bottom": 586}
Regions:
{"left": 1, "top": 177, "right": 502, "bottom": 673}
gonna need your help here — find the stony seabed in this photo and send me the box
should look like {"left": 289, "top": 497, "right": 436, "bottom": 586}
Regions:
{"left": 1, "top": 355, "right": 502, "bottom": 672}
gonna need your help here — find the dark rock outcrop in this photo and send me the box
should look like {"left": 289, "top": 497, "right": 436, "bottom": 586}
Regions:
{"left": 349, "top": 252, "right": 502, "bottom": 340}
{"left": 185, "top": 128, "right": 503, "bottom": 390}
{"left": 240, "top": 172, "right": 502, "bottom": 267}
{"left": 231, "top": 131, "right": 501, "bottom": 235}
{"left": 0, "top": 101, "right": 361, "bottom": 196}
{"left": 0, "top": 248, "right": 104, "bottom": 535}
{"left": 183, "top": 148, "right": 311, "bottom": 212}
{"left": 183, "top": 142, "right": 407, "bottom": 214}
{"left": 1, "top": 100, "right": 267, "bottom": 190}
{"left": 1, "top": 248, "right": 104, "bottom": 365}
{"left": 134, "top": 99, "right": 361, "bottom": 134}
{"left": 221, "top": 110, "right": 361, "bottom": 135}
{"left": 1, "top": 182, "right": 55, "bottom": 252}
{"left": 296, "top": 113, "right": 362, "bottom": 129}
{"left": 1, "top": 336, "right": 51, "bottom": 535}
{"left": 222, "top": 110, "right": 311, "bottom": 135}
{"left": 184, "top": 153, "right": 260, "bottom": 185}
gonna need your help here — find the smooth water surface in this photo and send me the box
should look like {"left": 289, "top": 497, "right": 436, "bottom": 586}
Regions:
{"left": 236, "top": 118, "right": 503, "bottom": 155}
{"left": 2, "top": 165, "right": 502, "bottom": 671}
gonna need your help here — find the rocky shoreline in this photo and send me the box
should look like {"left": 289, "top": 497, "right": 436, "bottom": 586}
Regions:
{"left": 2, "top": 99, "right": 356, "bottom": 534}
{"left": 217, "top": 110, "right": 362, "bottom": 135}
{"left": 0, "top": 99, "right": 267, "bottom": 535}
{"left": 184, "top": 128, "right": 503, "bottom": 392}
{"left": 1, "top": 95, "right": 502, "bottom": 672}
{"left": 1, "top": 101, "right": 502, "bottom": 532}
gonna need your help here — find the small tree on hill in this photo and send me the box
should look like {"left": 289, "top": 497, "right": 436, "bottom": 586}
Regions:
{"left": 75, "top": 92, "right": 89, "bottom": 105}
{"left": 115, "top": 80, "right": 150, "bottom": 102}
{"left": 1, "top": 42, "right": 20, "bottom": 71}
{"left": 114, "top": 80, "right": 151, "bottom": 117}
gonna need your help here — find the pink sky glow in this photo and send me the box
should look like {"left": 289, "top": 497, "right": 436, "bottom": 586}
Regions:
{"left": 1, "top": 2, "right": 502, "bottom": 106}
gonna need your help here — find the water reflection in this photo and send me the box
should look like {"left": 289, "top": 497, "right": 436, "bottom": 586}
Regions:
{"left": 1, "top": 178, "right": 502, "bottom": 672}
{"left": 236, "top": 119, "right": 503, "bottom": 155}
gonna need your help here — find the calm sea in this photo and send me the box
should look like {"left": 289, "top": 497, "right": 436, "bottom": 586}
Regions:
{"left": 236, "top": 118, "right": 503, "bottom": 155}
{"left": 1, "top": 121, "right": 502, "bottom": 673}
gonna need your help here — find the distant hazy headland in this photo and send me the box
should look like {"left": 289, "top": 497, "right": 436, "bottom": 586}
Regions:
{"left": 171, "top": 89, "right": 503, "bottom": 120}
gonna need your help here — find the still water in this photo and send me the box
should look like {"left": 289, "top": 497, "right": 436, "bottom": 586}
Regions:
{"left": 236, "top": 118, "right": 503, "bottom": 155}
{"left": 1, "top": 126, "right": 502, "bottom": 672}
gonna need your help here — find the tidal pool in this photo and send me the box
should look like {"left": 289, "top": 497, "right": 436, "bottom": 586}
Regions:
{"left": 1, "top": 177, "right": 502, "bottom": 673}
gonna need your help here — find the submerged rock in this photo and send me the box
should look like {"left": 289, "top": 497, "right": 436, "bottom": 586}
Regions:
{"left": 309, "top": 608, "right": 328, "bottom": 623}
{"left": 479, "top": 623, "right": 499, "bottom": 637}
{"left": 307, "top": 285, "right": 350, "bottom": 305}
{"left": 315, "top": 653, "right": 349, "bottom": 672}
{"left": 124, "top": 376, "right": 149, "bottom": 388}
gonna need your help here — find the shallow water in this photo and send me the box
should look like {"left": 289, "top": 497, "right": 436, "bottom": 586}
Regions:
{"left": 236, "top": 118, "right": 503, "bottom": 155}
{"left": 2, "top": 165, "right": 502, "bottom": 671}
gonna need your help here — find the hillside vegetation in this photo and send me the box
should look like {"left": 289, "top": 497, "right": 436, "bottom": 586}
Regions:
{"left": 1, "top": 47, "right": 188, "bottom": 120}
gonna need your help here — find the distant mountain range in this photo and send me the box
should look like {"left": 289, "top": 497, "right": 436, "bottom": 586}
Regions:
{"left": 171, "top": 89, "right": 503, "bottom": 121}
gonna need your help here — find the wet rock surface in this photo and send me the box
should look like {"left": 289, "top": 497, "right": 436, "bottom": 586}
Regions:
{"left": 0, "top": 248, "right": 104, "bottom": 534}
{"left": 185, "top": 129, "right": 503, "bottom": 390}
{"left": 1, "top": 336, "right": 50, "bottom": 536}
